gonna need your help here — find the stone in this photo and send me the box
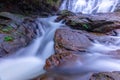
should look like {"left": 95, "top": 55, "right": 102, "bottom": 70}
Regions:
{"left": 0, "top": 12, "right": 37, "bottom": 57}
{"left": 54, "top": 28, "right": 92, "bottom": 54}
{"left": 90, "top": 71, "right": 120, "bottom": 80}
{"left": 56, "top": 12, "right": 120, "bottom": 33}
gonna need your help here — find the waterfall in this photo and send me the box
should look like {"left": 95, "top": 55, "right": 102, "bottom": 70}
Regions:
{"left": 60, "top": 0, "right": 119, "bottom": 13}
{"left": 0, "top": 0, "right": 120, "bottom": 80}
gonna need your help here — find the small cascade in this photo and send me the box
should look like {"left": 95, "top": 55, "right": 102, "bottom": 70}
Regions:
{"left": 0, "top": 16, "right": 63, "bottom": 80}
{"left": 60, "top": 0, "right": 119, "bottom": 13}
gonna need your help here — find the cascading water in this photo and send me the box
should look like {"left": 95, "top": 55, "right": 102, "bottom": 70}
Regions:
{"left": 0, "top": 0, "right": 120, "bottom": 80}
{"left": 0, "top": 16, "right": 63, "bottom": 80}
{"left": 60, "top": 0, "right": 119, "bottom": 13}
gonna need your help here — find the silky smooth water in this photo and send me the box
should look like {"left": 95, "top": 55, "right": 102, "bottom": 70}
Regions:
{"left": 60, "top": 0, "right": 119, "bottom": 13}
{"left": 0, "top": 0, "right": 120, "bottom": 80}
{"left": 0, "top": 16, "right": 63, "bottom": 80}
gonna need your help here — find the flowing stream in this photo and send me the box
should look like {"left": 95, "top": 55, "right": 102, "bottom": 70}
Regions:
{"left": 0, "top": 0, "right": 120, "bottom": 80}
{"left": 0, "top": 16, "right": 63, "bottom": 80}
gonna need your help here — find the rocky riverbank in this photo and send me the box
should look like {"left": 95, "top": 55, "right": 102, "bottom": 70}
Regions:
{"left": 0, "top": 0, "right": 62, "bottom": 57}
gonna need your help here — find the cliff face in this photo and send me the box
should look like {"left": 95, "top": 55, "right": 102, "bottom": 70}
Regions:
{"left": 0, "top": 0, "right": 62, "bottom": 16}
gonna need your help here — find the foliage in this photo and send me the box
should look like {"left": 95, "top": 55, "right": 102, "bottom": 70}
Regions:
{"left": 4, "top": 36, "right": 14, "bottom": 42}
{"left": 83, "top": 24, "right": 89, "bottom": 29}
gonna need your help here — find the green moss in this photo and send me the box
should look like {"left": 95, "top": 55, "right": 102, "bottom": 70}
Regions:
{"left": 4, "top": 36, "right": 14, "bottom": 42}
{"left": 2, "top": 26, "right": 13, "bottom": 33}
{"left": 83, "top": 24, "right": 89, "bottom": 29}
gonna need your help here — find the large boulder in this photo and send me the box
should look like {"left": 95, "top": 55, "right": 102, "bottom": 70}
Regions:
{"left": 56, "top": 11, "right": 120, "bottom": 33}
{"left": 54, "top": 28, "right": 92, "bottom": 54}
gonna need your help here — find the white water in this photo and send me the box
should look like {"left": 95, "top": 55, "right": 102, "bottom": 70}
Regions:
{"left": 0, "top": 0, "right": 120, "bottom": 80}
{"left": 0, "top": 16, "right": 63, "bottom": 80}
{"left": 60, "top": 0, "right": 119, "bottom": 13}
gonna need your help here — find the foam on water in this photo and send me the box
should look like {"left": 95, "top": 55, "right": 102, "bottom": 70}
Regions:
{"left": 0, "top": 57, "right": 45, "bottom": 80}
{"left": 0, "top": 0, "right": 120, "bottom": 79}
{"left": 60, "top": 0, "right": 119, "bottom": 13}
{"left": 0, "top": 16, "right": 63, "bottom": 80}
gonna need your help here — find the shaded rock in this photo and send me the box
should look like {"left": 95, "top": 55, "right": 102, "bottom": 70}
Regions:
{"left": 57, "top": 10, "right": 76, "bottom": 16}
{"left": 0, "top": 12, "right": 37, "bottom": 57}
{"left": 0, "top": 12, "right": 24, "bottom": 24}
{"left": 56, "top": 12, "right": 120, "bottom": 33}
{"left": 55, "top": 10, "right": 76, "bottom": 22}
{"left": 33, "top": 72, "right": 91, "bottom": 80}
{"left": 90, "top": 71, "right": 120, "bottom": 80}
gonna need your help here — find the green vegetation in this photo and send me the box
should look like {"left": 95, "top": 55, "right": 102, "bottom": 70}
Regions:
{"left": 4, "top": 36, "right": 14, "bottom": 42}
{"left": 83, "top": 24, "right": 89, "bottom": 29}
{"left": 2, "top": 25, "right": 13, "bottom": 33}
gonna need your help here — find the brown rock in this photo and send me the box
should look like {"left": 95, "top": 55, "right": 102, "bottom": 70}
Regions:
{"left": 45, "top": 28, "right": 120, "bottom": 71}
{"left": 44, "top": 52, "right": 81, "bottom": 71}
{"left": 56, "top": 12, "right": 120, "bottom": 33}
{"left": 34, "top": 72, "right": 91, "bottom": 80}
{"left": 90, "top": 71, "right": 120, "bottom": 80}
{"left": 0, "top": 12, "right": 37, "bottom": 57}
{"left": 55, "top": 28, "right": 92, "bottom": 54}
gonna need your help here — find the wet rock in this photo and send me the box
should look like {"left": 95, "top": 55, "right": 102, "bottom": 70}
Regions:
{"left": 41, "top": 27, "right": 120, "bottom": 80}
{"left": 56, "top": 12, "right": 120, "bottom": 33}
{"left": 90, "top": 71, "right": 120, "bottom": 80}
{"left": 0, "top": 12, "right": 24, "bottom": 24}
{"left": 44, "top": 28, "right": 120, "bottom": 71}
{"left": 54, "top": 28, "right": 92, "bottom": 54}
{"left": 55, "top": 10, "right": 76, "bottom": 22}
{"left": 44, "top": 52, "right": 81, "bottom": 71}
{"left": 0, "top": 12, "right": 37, "bottom": 57}
{"left": 57, "top": 10, "right": 76, "bottom": 16}
{"left": 33, "top": 72, "right": 91, "bottom": 80}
